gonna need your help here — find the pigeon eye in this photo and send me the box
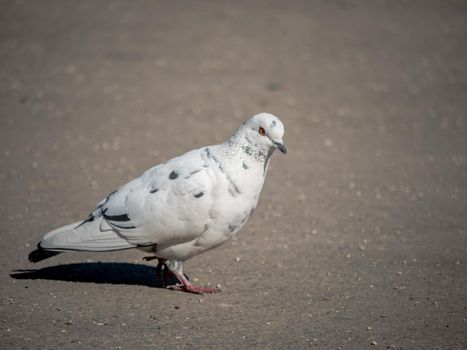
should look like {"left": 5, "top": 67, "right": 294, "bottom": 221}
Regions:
{"left": 258, "top": 127, "right": 266, "bottom": 136}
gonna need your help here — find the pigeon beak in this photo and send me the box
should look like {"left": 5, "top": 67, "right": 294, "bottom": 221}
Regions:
{"left": 273, "top": 140, "right": 287, "bottom": 155}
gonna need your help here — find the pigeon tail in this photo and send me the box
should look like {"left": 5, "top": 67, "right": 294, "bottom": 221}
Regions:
{"left": 28, "top": 243, "right": 62, "bottom": 263}
{"left": 39, "top": 218, "right": 136, "bottom": 252}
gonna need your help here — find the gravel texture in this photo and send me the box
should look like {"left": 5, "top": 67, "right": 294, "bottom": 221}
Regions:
{"left": 1, "top": 1, "right": 466, "bottom": 349}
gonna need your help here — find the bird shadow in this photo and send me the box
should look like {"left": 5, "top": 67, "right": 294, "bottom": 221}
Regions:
{"left": 10, "top": 262, "right": 170, "bottom": 288}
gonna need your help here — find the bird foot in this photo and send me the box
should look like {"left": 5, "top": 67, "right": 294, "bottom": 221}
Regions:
{"left": 168, "top": 283, "right": 220, "bottom": 295}
{"left": 147, "top": 258, "right": 216, "bottom": 294}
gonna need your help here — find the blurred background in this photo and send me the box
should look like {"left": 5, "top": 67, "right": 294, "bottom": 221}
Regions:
{"left": 1, "top": 1, "right": 466, "bottom": 349}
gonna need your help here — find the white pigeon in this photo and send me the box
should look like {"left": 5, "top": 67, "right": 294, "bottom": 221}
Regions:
{"left": 29, "top": 112, "right": 286, "bottom": 294}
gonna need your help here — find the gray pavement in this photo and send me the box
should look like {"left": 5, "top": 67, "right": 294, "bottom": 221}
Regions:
{"left": 1, "top": 1, "right": 466, "bottom": 349}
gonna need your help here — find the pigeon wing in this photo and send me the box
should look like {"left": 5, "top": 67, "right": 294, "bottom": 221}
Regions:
{"left": 100, "top": 148, "right": 217, "bottom": 247}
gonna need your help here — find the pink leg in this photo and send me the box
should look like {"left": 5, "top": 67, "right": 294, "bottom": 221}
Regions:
{"left": 165, "top": 261, "right": 219, "bottom": 295}
{"left": 169, "top": 274, "right": 219, "bottom": 294}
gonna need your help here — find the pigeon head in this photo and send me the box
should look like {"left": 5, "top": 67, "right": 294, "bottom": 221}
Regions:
{"left": 237, "top": 113, "right": 287, "bottom": 155}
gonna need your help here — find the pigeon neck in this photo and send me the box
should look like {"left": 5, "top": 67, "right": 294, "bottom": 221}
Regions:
{"left": 225, "top": 132, "right": 272, "bottom": 163}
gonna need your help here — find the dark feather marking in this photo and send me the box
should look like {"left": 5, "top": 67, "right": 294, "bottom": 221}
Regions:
{"left": 97, "top": 189, "right": 117, "bottom": 210}
{"left": 28, "top": 245, "right": 137, "bottom": 254}
{"left": 137, "top": 243, "right": 158, "bottom": 248}
{"left": 75, "top": 214, "right": 95, "bottom": 228}
{"left": 103, "top": 213, "right": 130, "bottom": 222}
{"left": 76, "top": 189, "right": 118, "bottom": 229}
{"left": 105, "top": 189, "right": 118, "bottom": 202}
{"left": 149, "top": 188, "right": 158, "bottom": 194}
{"left": 228, "top": 224, "right": 237, "bottom": 233}
{"left": 110, "top": 222, "right": 137, "bottom": 229}
{"left": 169, "top": 171, "right": 178, "bottom": 180}
{"left": 185, "top": 169, "right": 201, "bottom": 179}
{"left": 229, "top": 182, "right": 240, "bottom": 195}
{"left": 103, "top": 209, "right": 135, "bottom": 228}
{"left": 194, "top": 192, "right": 204, "bottom": 198}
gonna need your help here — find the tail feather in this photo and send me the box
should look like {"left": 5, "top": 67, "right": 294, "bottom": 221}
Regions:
{"left": 28, "top": 244, "right": 62, "bottom": 263}
{"left": 31, "top": 218, "right": 136, "bottom": 260}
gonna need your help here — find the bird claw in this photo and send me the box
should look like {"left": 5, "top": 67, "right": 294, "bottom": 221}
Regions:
{"left": 168, "top": 284, "right": 220, "bottom": 295}
{"left": 146, "top": 257, "right": 217, "bottom": 294}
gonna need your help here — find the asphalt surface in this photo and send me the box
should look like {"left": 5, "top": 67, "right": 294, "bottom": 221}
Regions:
{"left": 1, "top": 1, "right": 466, "bottom": 349}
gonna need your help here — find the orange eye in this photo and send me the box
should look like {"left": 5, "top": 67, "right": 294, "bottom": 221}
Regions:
{"left": 258, "top": 127, "right": 266, "bottom": 136}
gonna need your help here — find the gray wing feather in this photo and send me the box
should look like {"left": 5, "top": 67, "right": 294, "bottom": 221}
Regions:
{"left": 97, "top": 147, "right": 217, "bottom": 246}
